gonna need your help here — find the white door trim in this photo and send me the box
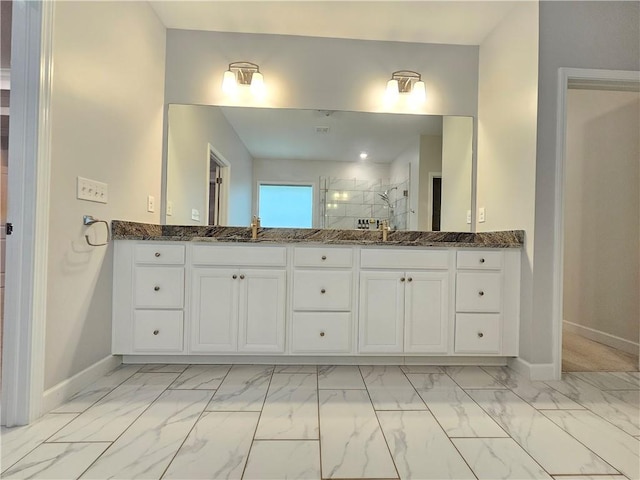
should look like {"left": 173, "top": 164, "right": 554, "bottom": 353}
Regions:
{"left": 1, "top": 0, "right": 54, "bottom": 426}
{"left": 552, "top": 67, "right": 640, "bottom": 380}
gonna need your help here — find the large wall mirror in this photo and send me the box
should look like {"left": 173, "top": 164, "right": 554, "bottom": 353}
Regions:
{"left": 165, "top": 104, "right": 473, "bottom": 232}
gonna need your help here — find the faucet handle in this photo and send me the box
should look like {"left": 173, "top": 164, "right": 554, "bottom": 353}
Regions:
{"left": 256, "top": 216, "right": 261, "bottom": 228}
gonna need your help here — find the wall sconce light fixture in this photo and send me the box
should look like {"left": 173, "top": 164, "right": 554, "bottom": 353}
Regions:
{"left": 222, "top": 61, "right": 265, "bottom": 96}
{"left": 386, "top": 70, "right": 426, "bottom": 104}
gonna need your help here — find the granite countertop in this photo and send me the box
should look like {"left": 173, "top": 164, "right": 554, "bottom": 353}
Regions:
{"left": 112, "top": 221, "right": 524, "bottom": 248}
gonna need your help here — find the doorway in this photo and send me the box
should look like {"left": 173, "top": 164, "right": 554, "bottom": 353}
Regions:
{"left": 427, "top": 172, "right": 442, "bottom": 232}
{"left": 207, "top": 143, "right": 229, "bottom": 226}
{"left": 555, "top": 70, "right": 640, "bottom": 375}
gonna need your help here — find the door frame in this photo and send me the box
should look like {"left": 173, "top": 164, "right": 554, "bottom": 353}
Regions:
{"left": 206, "top": 143, "right": 230, "bottom": 226}
{"left": 2, "top": 0, "right": 54, "bottom": 426}
{"left": 551, "top": 67, "right": 640, "bottom": 380}
{"left": 426, "top": 171, "right": 442, "bottom": 232}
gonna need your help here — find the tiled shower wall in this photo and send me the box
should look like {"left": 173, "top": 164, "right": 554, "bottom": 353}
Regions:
{"left": 321, "top": 176, "right": 410, "bottom": 230}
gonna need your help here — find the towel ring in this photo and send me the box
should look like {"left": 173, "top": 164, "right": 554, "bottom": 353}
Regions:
{"left": 83, "top": 215, "right": 110, "bottom": 246}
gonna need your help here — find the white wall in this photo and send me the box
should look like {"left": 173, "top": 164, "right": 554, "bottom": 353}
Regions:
{"left": 166, "top": 105, "right": 253, "bottom": 226}
{"left": 165, "top": 30, "right": 478, "bottom": 116}
{"left": 45, "top": 1, "right": 166, "bottom": 389}
{"left": 441, "top": 116, "right": 473, "bottom": 232}
{"left": 563, "top": 89, "right": 639, "bottom": 346}
{"left": 418, "top": 135, "right": 442, "bottom": 231}
{"left": 253, "top": 158, "right": 390, "bottom": 228}
{"left": 477, "top": 2, "right": 539, "bottom": 362}
{"left": 532, "top": 0, "right": 640, "bottom": 365}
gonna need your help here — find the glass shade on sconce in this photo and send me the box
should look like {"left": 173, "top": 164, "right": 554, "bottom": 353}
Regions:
{"left": 411, "top": 80, "right": 426, "bottom": 103}
{"left": 385, "top": 79, "right": 400, "bottom": 102}
{"left": 250, "top": 71, "right": 265, "bottom": 97}
{"left": 222, "top": 70, "right": 237, "bottom": 94}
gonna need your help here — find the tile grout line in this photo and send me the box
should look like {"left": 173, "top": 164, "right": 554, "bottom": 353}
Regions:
{"left": 240, "top": 365, "right": 275, "bottom": 480}
{"left": 315, "top": 365, "right": 324, "bottom": 480}
{"left": 358, "top": 365, "right": 401, "bottom": 480}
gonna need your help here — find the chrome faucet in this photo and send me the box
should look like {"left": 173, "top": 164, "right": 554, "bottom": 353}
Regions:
{"left": 251, "top": 215, "right": 261, "bottom": 240}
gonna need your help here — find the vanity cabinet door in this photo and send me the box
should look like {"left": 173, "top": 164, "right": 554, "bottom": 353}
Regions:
{"left": 238, "top": 269, "right": 286, "bottom": 353}
{"left": 190, "top": 268, "right": 238, "bottom": 353}
{"left": 404, "top": 271, "right": 449, "bottom": 354}
{"left": 358, "top": 271, "right": 405, "bottom": 353}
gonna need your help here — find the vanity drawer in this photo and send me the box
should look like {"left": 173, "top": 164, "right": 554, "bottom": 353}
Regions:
{"left": 192, "top": 245, "right": 286, "bottom": 267}
{"left": 293, "top": 271, "right": 352, "bottom": 311}
{"left": 456, "top": 272, "right": 501, "bottom": 313}
{"left": 291, "top": 312, "right": 351, "bottom": 353}
{"left": 134, "top": 267, "right": 184, "bottom": 308}
{"left": 294, "top": 247, "right": 353, "bottom": 268}
{"left": 455, "top": 313, "right": 501, "bottom": 354}
{"left": 133, "top": 310, "right": 183, "bottom": 352}
{"left": 457, "top": 251, "right": 503, "bottom": 270}
{"left": 135, "top": 244, "right": 185, "bottom": 265}
{"left": 361, "top": 249, "right": 449, "bottom": 270}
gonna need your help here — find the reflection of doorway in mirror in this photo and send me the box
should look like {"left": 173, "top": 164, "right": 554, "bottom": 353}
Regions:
{"left": 426, "top": 172, "right": 442, "bottom": 232}
{"left": 207, "top": 144, "right": 230, "bottom": 226}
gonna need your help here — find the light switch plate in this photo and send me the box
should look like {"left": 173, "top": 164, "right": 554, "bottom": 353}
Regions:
{"left": 147, "top": 195, "right": 155, "bottom": 213}
{"left": 166, "top": 201, "right": 173, "bottom": 216}
{"left": 466, "top": 210, "right": 472, "bottom": 224}
{"left": 191, "top": 209, "right": 200, "bottom": 221}
{"left": 479, "top": 207, "right": 486, "bottom": 223}
{"left": 77, "top": 176, "right": 108, "bottom": 204}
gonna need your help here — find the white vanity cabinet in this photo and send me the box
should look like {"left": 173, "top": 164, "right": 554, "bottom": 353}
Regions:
{"left": 113, "top": 242, "right": 186, "bottom": 354}
{"left": 290, "top": 247, "right": 355, "bottom": 354}
{"left": 190, "top": 245, "right": 287, "bottom": 354}
{"left": 359, "top": 249, "right": 452, "bottom": 354}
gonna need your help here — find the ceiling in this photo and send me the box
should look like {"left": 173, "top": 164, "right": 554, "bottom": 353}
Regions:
{"left": 218, "top": 106, "right": 446, "bottom": 163}
{"left": 149, "top": 1, "right": 518, "bottom": 46}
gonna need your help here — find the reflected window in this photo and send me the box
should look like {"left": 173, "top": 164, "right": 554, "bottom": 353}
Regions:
{"left": 258, "top": 184, "right": 313, "bottom": 228}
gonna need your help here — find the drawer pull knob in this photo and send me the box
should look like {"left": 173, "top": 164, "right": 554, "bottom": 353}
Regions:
{"left": 321, "top": 255, "right": 327, "bottom": 260}
{"left": 400, "top": 277, "right": 405, "bottom": 282}
{"left": 153, "top": 286, "right": 160, "bottom": 291}
{"left": 240, "top": 274, "right": 245, "bottom": 280}
{"left": 153, "top": 330, "right": 159, "bottom": 335}
{"left": 232, "top": 274, "right": 237, "bottom": 279}
{"left": 321, "top": 288, "right": 326, "bottom": 294}
{"left": 477, "top": 332, "right": 484, "bottom": 338}
{"left": 155, "top": 252, "right": 161, "bottom": 258}
{"left": 320, "top": 331, "right": 325, "bottom": 337}
{"left": 479, "top": 258, "right": 485, "bottom": 263}
{"left": 407, "top": 277, "right": 413, "bottom": 282}
{"left": 478, "top": 290, "right": 484, "bottom": 296}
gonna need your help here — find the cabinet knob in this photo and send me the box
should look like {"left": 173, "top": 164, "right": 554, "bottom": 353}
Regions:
{"left": 232, "top": 274, "right": 237, "bottom": 279}
{"left": 477, "top": 332, "right": 484, "bottom": 338}
{"left": 478, "top": 290, "right": 485, "bottom": 296}
{"left": 400, "top": 277, "right": 405, "bottom": 282}
{"left": 320, "top": 331, "right": 325, "bottom": 337}
{"left": 153, "top": 329, "right": 159, "bottom": 335}
{"left": 407, "top": 277, "right": 413, "bottom": 282}
{"left": 321, "top": 288, "right": 326, "bottom": 294}
{"left": 240, "top": 274, "right": 245, "bottom": 280}
{"left": 321, "top": 255, "right": 327, "bottom": 260}
{"left": 155, "top": 252, "right": 161, "bottom": 258}
{"left": 153, "top": 285, "right": 160, "bottom": 291}
{"left": 479, "top": 258, "right": 485, "bottom": 264}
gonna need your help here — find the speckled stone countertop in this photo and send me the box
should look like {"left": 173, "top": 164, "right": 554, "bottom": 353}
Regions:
{"left": 112, "top": 221, "right": 524, "bottom": 248}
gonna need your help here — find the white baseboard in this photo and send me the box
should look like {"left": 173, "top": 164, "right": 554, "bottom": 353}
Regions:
{"left": 508, "top": 357, "right": 556, "bottom": 381}
{"left": 42, "top": 355, "right": 122, "bottom": 413}
{"left": 564, "top": 320, "right": 639, "bottom": 355}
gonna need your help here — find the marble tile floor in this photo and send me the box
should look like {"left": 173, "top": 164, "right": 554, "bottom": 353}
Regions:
{"left": 2, "top": 365, "right": 639, "bottom": 480}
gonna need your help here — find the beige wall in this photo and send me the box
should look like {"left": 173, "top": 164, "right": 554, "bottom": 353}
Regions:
{"left": 418, "top": 135, "right": 442, "bottom": 231}
{"left": 166, "top": 105, "right": 253, "bottom": 226}
{"left": 477, "top": 2, "right": 539, "bottom": 362}
{"left": 441, "top": 116, "right": 473, "bottom": 232}
{"left": 253, "top": 157, "right": 390, "bottom": 228}
{"left": 45, "top": 1, "right": 166, "bottom": 389}
{"left": 532, "top": 0, "right": 640, "bottom": 365}
{"left": 563, "top": 89, "right": 639, "bottom": 346}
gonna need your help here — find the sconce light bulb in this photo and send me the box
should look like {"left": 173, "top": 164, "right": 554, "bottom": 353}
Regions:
{"left": 222, "top": 70, "right": 237, "bottom": 94}
{"left": 360, "top": 152, "right": 368, "bottom": 160}
{"left": 386, "top": 79, "right": 400, "bottom": 102}
{"left": 411, "top": 80, "right": 426, "bottom": 103}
